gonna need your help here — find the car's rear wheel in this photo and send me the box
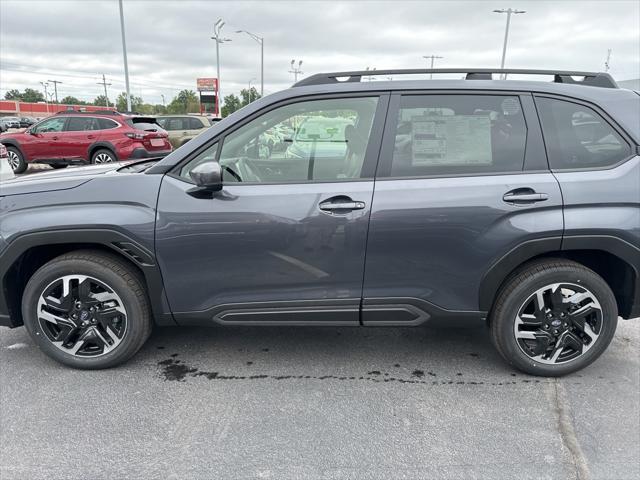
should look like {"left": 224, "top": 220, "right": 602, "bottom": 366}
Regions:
{"left": 91, "top": 149, "right": 117, "bottom": 164}
{"left": 22, "top": 250, "right": 152, "bottom": 369}
{"left": 6, "top": 146, "right": 27, "bottom": 174}
{"left": 490, "top": 259, "right": 617, "bottom": 376}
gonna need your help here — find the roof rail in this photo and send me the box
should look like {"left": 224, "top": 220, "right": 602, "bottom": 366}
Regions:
{"left": 293, "top": 68, "right": 618, "bottom": 89}
{"left": 55, "top": 110, "right": 121, "bottom": 115}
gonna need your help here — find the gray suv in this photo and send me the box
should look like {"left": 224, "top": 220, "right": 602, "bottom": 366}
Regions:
{"left": 0, "top": 69, "right": 638, "bottom": 375}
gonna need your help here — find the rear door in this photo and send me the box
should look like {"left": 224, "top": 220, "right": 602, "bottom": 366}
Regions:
{"left": 362, "top": 92, "right": 564, "bottom": 324}
{"left": 155, "top": 94, "right": 388, "bottom": 324}
{"left": 60, "top": 116, "right": 101, "bottom": 161}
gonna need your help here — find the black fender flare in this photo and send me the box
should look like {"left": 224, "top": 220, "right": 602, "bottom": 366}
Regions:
{"left": 0, "top": 228, "right": 175, "bottom": 327}
{"left": 0, "top": 138, "right": 27, "bottom": 160}
{"left": 88, "top": 141, "right": 118, "bottom": 161}
{"left": 479, "top": 234, "right": 640, "bottom": 314}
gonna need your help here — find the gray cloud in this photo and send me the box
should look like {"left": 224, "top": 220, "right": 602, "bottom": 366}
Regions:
{"left": 1, "top": 0, "right": 638, "bottom": 105}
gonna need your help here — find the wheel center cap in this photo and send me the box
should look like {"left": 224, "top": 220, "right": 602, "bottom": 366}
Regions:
{"left": 79, "top": 310, "right": 90, "bottom": 321}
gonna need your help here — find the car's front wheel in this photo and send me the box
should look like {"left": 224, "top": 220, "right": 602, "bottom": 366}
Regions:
{"left": 490, "top": 259, "right": 618, "bottom": 376}
{"left": 22, "top": 250, "right": 152, "bottom": 369}
{"left": 6, "top": 146, "right": 27, "bottom": 174}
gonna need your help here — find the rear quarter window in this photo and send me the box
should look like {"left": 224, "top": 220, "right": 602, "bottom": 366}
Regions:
{"left": 535, "top": 97, "right": 632, "bottom": 170}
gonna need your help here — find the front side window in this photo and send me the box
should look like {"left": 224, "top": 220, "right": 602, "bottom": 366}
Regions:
{"left": 33, "top": 117, "right": 66, "bottom": 133}
{"left": 389, "top": 95, "right": 527, "bottom": 177}
{"left": 215, "top": 97, "right": 379, "bottom": 183}
{"left": 535, "top": 97, "right": 631, "bottom": 170}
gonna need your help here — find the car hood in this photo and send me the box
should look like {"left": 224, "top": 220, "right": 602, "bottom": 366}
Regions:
{"left": 0, "top": 163, "right": 121, "bottom": 196}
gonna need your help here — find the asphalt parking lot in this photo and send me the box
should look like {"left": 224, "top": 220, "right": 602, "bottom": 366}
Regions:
{"left": 1, "top": 317, "right": 638, "bottom": 480}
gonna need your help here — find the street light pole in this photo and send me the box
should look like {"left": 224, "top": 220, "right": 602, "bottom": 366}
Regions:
{"left": 422, "top": 55, "right": 443, "bottom": 79}
{"left": 289, "top": 60, "right": 303, "bottom": 83}
{"left": 212, "top": 19, "right": 231, "bottom": 116}
{"left": 493, "top": 8, "right": 526, "bottom": 79}
{"left": 118, "top": 0, "right": 132, "bottom": 111}
{"left": 236, "top": 30, "right": 264, "bottom": 97}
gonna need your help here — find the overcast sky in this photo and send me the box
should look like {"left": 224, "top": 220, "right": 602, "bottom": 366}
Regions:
{"left": 1, "top": 0, "right": 638, "bottom": 105}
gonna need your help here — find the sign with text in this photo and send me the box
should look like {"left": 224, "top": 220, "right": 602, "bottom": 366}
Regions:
{"left": 197, "top": 78, "right": 218, "bottom": 92}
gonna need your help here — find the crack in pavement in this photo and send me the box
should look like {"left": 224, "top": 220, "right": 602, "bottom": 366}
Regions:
{"left": 550, "top": 378, "right": 592, "bottom": 480}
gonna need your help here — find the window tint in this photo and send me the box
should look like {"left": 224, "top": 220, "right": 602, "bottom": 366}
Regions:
{"left": 536, "top": 97, "right": 631, "bottom": 170}
{"left": 33, "top": 117, "right": 66, "bottom": 133}
{"left": 217, "top": 97, "right": 379, "bottom": 183}
{"left": 96, "top": 118, "right": 118, "bottom": 130}
{"left": 65, "top": 117, "right": 98, "bottom": 131}
{"left": 389, "top": 95, "right": 527, "bottom": 177}
{"left": 189, "top": 117, "right": 205, "bottom": 130}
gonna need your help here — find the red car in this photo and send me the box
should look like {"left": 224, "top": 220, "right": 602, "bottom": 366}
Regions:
{"left": 0, "top": 111, "right": 172, "bottom": 173}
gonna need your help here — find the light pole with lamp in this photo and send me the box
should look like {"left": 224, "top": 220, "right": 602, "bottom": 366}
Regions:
{"left": 212, "top": 18, "right": 231, "bottom": 116}
{"left": 493, "top": 8, "right": 526, "bottom": 79}
{"left": 289, "top": 60, "right": 303, "bottom": 83}
{"left": 236, "top": 29, "right": 264, "bottom": 97}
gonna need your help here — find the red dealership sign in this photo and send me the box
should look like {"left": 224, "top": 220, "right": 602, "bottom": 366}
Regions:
{"left": 197, "top": 78, "right": 218, "bottom": 92}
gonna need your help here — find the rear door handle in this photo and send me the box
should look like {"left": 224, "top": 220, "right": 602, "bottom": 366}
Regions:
{"left": 52, "top": 136, "right": 59, "bottom": 140}
{"left": 503, "top": 189, "right": 549, "bottom": 204}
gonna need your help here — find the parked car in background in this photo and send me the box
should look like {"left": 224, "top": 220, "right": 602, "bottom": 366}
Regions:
{"left": 0, "top": 143, "right": 15, "bottom": 181}
{"left": 0, "top": 68, "right": 638, "bottom": 376}
{"left": 0, "top": 117, "right": 21, "bottom": 129}
{"left": 19, "top": 116, "right": 36, "bottom": 128}
{"left": 0, "top": 110, "right": 172, "bottom": 173}
{"left": 156, "top": 115, "right": 211, "bottom": 148}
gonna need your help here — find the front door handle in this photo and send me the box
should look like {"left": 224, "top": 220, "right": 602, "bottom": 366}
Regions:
{"left": 319, "top": 196, "right": 366, "bottom": 214}
{"left": 503, "top": 188, "right": 549, "bottom": 204}
{"left": 51, "top": 136, "right": 59, "bottom": 140}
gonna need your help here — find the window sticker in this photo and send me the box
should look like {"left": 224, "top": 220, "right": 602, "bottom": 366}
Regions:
{"left": 410, "top": 115, "right": 492, "bottom": 165}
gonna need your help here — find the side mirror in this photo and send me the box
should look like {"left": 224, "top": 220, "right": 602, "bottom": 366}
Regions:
{"left": 189, "top": 161, "right": 223, "bottom": 192}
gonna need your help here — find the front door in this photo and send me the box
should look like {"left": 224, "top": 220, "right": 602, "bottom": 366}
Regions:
{"left": 156, "top": 95, "right": 387, "bottom": 325}
{"left": 23, "top": 116, "right": 67, "bottom": 161}
{"left": 362, "top": 93, "right": 564, "bottom": 324}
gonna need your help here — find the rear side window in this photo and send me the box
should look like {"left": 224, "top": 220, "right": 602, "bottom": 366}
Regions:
{"left": 96, "top": 118, "right": 118, "bottom": 130}
{"left": 388, "top": 94, "right": 527, "bottom": 177}
{"left": 65, "top": 117, "right": 99, "bottom": 131}
{"left": 535, "top": 97, "right": 631, "bottom": 170}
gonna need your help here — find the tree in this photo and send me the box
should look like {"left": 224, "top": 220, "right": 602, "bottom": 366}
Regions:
{"left": 4, "top": 89, "right": 22, "bottom": 101}
{"left": 93, "top": 95, "right": 112, "bottom": 107}
{"left": 167, "top": 89, "right": 199, "bottom": 114}
{"left": 60, "top": 96, "right": 86, "bottom": 106}
{"left": 115, "top": 92, "right": 144, "bottom": 112}
{"left": 221, "top": 94, "right": 242, "bottom": 117}
{"left": 240, "top": 87, "right": 261, "bottom": 106}
{"left": 22, "top": 88, "right": 46, "bottom": 103}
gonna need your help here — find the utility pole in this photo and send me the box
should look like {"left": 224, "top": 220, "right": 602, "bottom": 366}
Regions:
{"left": 422, "top": 55, "right": 443, "bottom": 79}
{"left": 493, "top": 8, "right": 526, "bottom": 79}
{"left": 604, "top": 49, "right": 612, "bottom": 72}
{"left": 47, "top": 79, "right": 62, "bottom": 103}
{"left": 118, "top": 0, "right": 132, "bottom": 112}
{"left": 161, "top": 94, "right": 166, "bottom": 106}
{"left": 236, "top": 29, "right": 264, "bottom": 97}
{"left": 97, "top": 74, "right": 112, "bottom": 107}
{"left": 365, "top": 66, "right": 376, "bottom": 81}
{"left": 212, "top": 18, "right": 231, "bottom": 115}
{"left": 289, "top": 60, "right": 303, "bottom": 83}
{"left": 40, "top": 81, "right": 50, "bottom": 113}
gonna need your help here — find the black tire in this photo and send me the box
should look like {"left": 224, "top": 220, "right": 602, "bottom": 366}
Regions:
{"left": 22, "top": 250, "right": 152, "bottom": 369}
{"left": 91, "top": 148, "right": 117, "bottom": 164}
{"left": 490, "top": 258, "right": 618, "bottom": 376}
{"left": 7, "top": 146, "right": 27, "bottom": 174}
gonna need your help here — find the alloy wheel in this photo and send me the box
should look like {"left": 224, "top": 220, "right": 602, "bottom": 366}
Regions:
{"left": 37, "top": 275, "right": 127, "bottom": 357}
{"left": 7, "top": 150, "right": 20, "bottom": 170}
{"left": 94, "top": 153, "right": 114, "bottom": 163}
{"left": 514, "top": 282, "right": 603, "bottom": 365}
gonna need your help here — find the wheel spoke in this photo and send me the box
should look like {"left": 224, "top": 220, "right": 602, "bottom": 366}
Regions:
{"left": 38, "top": 309, "right": 76, "bottom": 328}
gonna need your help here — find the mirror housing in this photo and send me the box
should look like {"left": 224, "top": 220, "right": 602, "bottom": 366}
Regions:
{"left": 189, "top": 162, "right": 223, "bottom": 192}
